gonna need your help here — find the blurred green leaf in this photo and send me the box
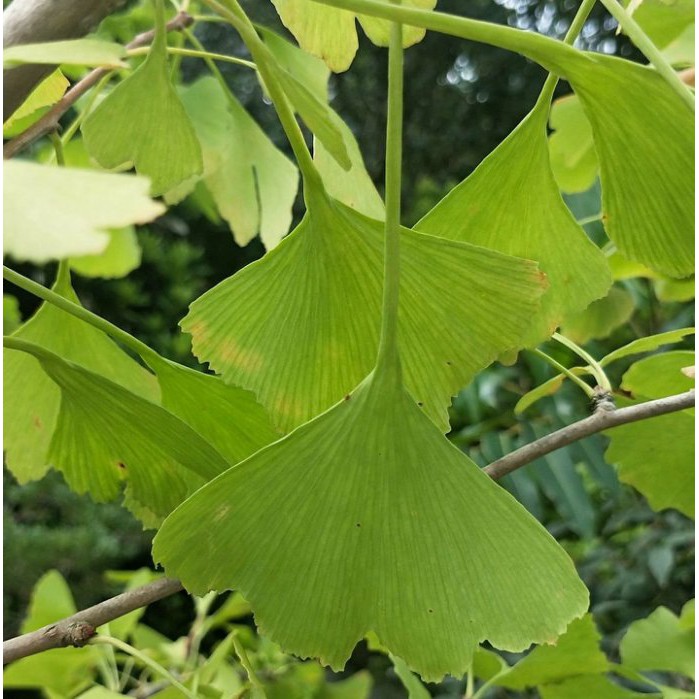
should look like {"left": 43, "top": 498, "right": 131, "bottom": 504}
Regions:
{"left": 4, "top": 39, "right": 125, "bottom": 67}
{"left": 3, "top": 69, "right": 68, "bottom": 135}
{"left": 601, "top": 329, "right": 695, "bottom": 366}
{"left": 561, "top": 286, "right": 635, "bottom": 344}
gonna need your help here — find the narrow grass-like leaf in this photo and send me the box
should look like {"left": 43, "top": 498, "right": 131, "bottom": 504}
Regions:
{"left": 3, "top": 268, "right": 159, "bottom": 484}
{"left": 4, "top": 161, "right": 164, "bottom": 263}
{"left": 7, "top": 340, "right": 232, "bottom": 522}
{"left": 154, "top": 370, "right": 588, "bottom": 681}
{"left": 416, "top": 100, "right": 611, "bottom": 346}
{"left": 183, "top": 188, "right": 546, "bottom": 432}
{"left": 175, "top": 77, "right": 298, "bottom": 249}
{"left": 3, "top": 39, "right": 125, "bottom": 67}
{"left": 601, "top": 328, "right": 695, "bottom": 366}
{"left": 82, "top": 26, "right": 202, "bottom": 195}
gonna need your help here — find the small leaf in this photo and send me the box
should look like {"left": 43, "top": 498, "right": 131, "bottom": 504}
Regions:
{"left": 515, "top": 367, "right": 590, "bottom": 415}
{"left": 605, "top": 351, "right": 694, "bottom": 517}
{"left": 560, "top": 286, "right": 635, "bottom": 344}
{"left": 495, "top": 614, "right": 608, "bottom": 689}
{"left": 416, "top": 99, "right": 611, "bottom": 347}
{"left": 183, "top": 187, "right": 546, "bottom": 432}
{"left": 620, "top": 606, "right": 694, "bottom": 679}
{"left": 653, "top": 276, "right": 695, "bottom": 302}
{"left": 269, "top": 0, "right": 435, "bottom": 72}
{"left": 3, "top": 69, "right": 69, "bottom": 135}
{"left": 647, "top": 546, "right": 674, "bottom": 587}
{"left": 4, "top": 39, "right": 125, "bottom": 67}
{"left": 4, "top": 161, "right": 164, "bottom": 263}
{"left": 69, "top": 226, "right": 142, "bottom": 279}
{"left": 600, "top": 328, "right": 695, "bottom": 366}
{"left": 472, "top": 646, "right": 509, "bottom": 681}
{"left": 540, "top": 674, "right": 657, "bottom": 699}
{"left": 3, "top": 268, "right": 159, "bottom": 484}
{"left": 153, "top": 369, "right": 588, "bottom": 682}
{"left": 390, "top": 654, "right": 431, "bottom": 699}
{"left": 82, "top": 32, "right": 202, "bottom": 195}
{"left": 548, "top": 94, "right": 598, "bottom": 194}
{"left": 174, "top": 76, "right": 298, "bottom": 250}
{"left": 9, "top": 340, "right": 232, "bottom": 523}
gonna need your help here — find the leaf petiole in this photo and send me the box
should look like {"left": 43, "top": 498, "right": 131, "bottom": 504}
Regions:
{"left": 552, "top": 332, "right": 612, "bottom": 392}
{"left": 531, "top": 348, "right": 595, "bottom": 399}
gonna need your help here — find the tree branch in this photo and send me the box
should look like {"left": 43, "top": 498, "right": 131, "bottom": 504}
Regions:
{"left": 3, "top": 11, "right": 194, "bottom": 160}
{"left": 3, "top": 0, "right": 127, "bottom": 121}
{"left": 2, "top": 578, "right": 183, "bottom": 665}
{"left": 483, "top": 389, "right": 695, "bottom": 480}
{"left": 3, "top": 391, "right": 693, "bottom": 665}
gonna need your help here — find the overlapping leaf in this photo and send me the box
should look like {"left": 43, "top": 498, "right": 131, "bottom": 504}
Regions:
{"left": 82, "top": 24, "right": 201, "bottom": 195}
{"left": 3, "top": 39, "right": 125, "bottom": 67}
{"left": 10, "top": 339, "right": 232, "bottom": 521}
{"left": 3, "top": 69, "right": 69, "bottom": 136}
{"left": 270, "top": 0, "right": 436, "bottom": 72}
{"left": 560, "top": 286, "right": 635, "bottom": 344}
{"left": 183, "top": 187, "right": 546, "bottom": 432}
{"left": 69, "top": 226, "right": 141, "bottom": 278}
{"left": 4, "top": 161, "right": 163, "bottom": 262}
{"left": 4, "top": 268, "right": 159, "bottom": 484}
{"left": 605, "top": 351, "right": 694, "bottom": 517}
{"left": 416, "top": 99, "right": 611, "bottom": 346}
{"left": 154, "top": 369, "right": 588, "bottom": 681}
{"left": 173, "top": 77, "right": 299, "bottom": 249}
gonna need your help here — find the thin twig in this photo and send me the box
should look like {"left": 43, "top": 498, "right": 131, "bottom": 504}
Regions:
{"left": 484, "top": 389, "right": 695, "bottom": 479}
{"left": 3, "top": 578, "right": 183, "bottom": 665}
{"left": 3, "top": 391, "right": 694, "bottom": 665}
{"left": 3, "top": 11, "right": 194, "bottom": 159}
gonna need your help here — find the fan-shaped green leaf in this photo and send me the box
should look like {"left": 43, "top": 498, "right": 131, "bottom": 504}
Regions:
{"left": 495, "top": 615, "right": 608, "bottom": 690}
{"left": 605, "top": 351, "right": 694, "bottom": 517}
{"left": 3, "top": 69, "right": 69, "bottom": 135}
{"left": 173, "top": 77, "right": 299, "bottom": 250}
{"left": 4, "top": 161, "right": 164, "bottom": 263}
{"left": 3, "top": 39, "right": 125, "bottom": 67}
{"left": 149, "top": 355, "right": 280, "bottom": 467}
{"left": 153, "top": 369, "right": 588, "bottom": 681}
{"left": 82, "top": 29, "right": 201, "bottom": 195}
{"left": 7, "top": 339, "right": 232, "bottom": 523}
{"left": 416, "top": 100, "right": 611, "bottom": 346}
{"left": 3, "top": 571, "right": 99, "bottom": 695}
{"left": 560, "top": 286, "right": 635, "bottom": 344}
{"left": 548, "top": 94, "right": 598, "bottom": 194}
{"left": 620, "top": 606, "right": 694, "bottom": 679}
{"left": 3, "top": 268, "right": 159, "bottom": 484}
{"left": 601, "top": 328, "right": 695, "bottom": 366}
{"left": 183, "top": 188, "right": 546, "bottom": 432}
{"left": 69, "top": 226, "right": 141, "bottom": 279}
{"left": 269, "top": 0, "right": 435, "bottom": 72}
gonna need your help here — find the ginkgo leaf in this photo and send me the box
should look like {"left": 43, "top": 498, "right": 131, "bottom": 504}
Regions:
{"left": 82, "top": 29, "right": 202, "bottom": 195}
{"left": 3, "top": 571, "right": 99, "bottom": 695}
{"left": 3, "top": 69, "right": 69, "bottom": 135}
{"left": 416, "top": 99, "right": 611, "bottom": 347}
{"left": 337, "top": 3, "right": 693, "bottom": 277}
{"left": 560, "top": 286, "right": 635, "bottom": 344}
{"left": 548, "top": 94, "right": 598, "bottom": 194}
{"left": 565, "top": 56, "right": 694, "bottom": 278}
{"left": 270, "top": 0, "right": 435, "bottom": 72}
{"left": 3, "top": 267, "right": 159, "bottom": 484}
{"left": 3, "top": 39, "right": 125, "bottom": 67}
{"left": 149, "top": 355, "right": 281, "bottom": 467}
{"left": 494, "top": 615, "right": 608, "bottom": 689}
{"left": 620, "top": 606, "right": 695, "bottom": 679}
{"left": 260, "top": 26, "right": 383, "bottom": 218}
{"left": 153, "top": 368, "right": 588, "bottom": 681}
{"left": 183, "top": 187, "right": 546, "bottom": 432}
{"left": 174, "top": 77, "right": 298, "bottom": 250}
{"left": 515, "top": 367, "right": 590, "bottom": 415}
{"left": 69, "top": 226, "right": 142, "bottom": 279}
{"left": 7, "top": 339, "right": 232, "bottom": 522}
{"left": 4, "top": 161, "right": 164, "bottom": 263}
{"left": 605, "top": 351, "right": 694, "bottom": 518}
{"left": 539, "top": 674, "right": 656, "bottom": 699}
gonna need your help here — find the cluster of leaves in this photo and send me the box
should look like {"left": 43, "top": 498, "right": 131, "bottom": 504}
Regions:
{"left": 4, "top": 571, "right": 695, "bottom": 698}
{"left": 2, "top": 0, "right": 695, "bottom": 688}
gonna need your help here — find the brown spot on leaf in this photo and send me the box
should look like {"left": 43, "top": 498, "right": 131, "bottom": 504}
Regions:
{"left": 33, "top": 415, "right": 42, "bottom": 430}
